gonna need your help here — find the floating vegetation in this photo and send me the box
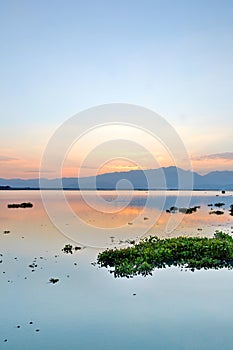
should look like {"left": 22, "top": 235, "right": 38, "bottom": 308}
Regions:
{"left": 209, "top": 210, "right": 224, "bottom": 215}
{"left": 62, "top": 244, "right": 82, "bottom": 254}
{"left": 166, "top": 206, "right": 200, "bottom": 214}
{"left": 214, "top": 202, "right": 225, "bottom": 208}
{"left": 167, "top": 206, "right": 178, "bottom": 213}
{"left": 126, "top": 239, "right": 136, "bottom": 245}
{"left": 7, "top": 202, "right": 33, "bottom": 208}
{"left": 74, "top": 246, "right": 82, "bottom": 251}
{"left": 97, "top": 232, "right": 233, "bottom": 278}
{"left": 230, "top": 205, "right": 233, "bottom": 216}
{"left": 179, "top": 207, "right": 199, "bottom": 214}
{"left": 49, "top": 278, "right": 59, "bottom": 284}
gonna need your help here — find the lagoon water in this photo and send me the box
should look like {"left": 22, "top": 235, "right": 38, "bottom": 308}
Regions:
{"left": 0, "top": 190, "right": 233, "bottom": 349}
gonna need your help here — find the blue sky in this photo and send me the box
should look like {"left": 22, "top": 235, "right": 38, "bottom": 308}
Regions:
{"left": 0, "top": 0, "right": 233, "bottom": 177}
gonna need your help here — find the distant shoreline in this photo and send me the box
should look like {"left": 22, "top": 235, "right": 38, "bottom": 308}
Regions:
{"left": 0, "top": 187, "right": 231, "bottom": 192}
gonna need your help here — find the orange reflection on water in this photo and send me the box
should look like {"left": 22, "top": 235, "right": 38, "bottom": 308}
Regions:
{"left": 67, "top": 196, "right": 145, "bottom": 228}
{"left": 1, "top": 191, "right": 233, "bottom": 247}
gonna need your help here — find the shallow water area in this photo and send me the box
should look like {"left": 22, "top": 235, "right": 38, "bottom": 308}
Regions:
{"left": 0, "top": 190, "right": 233, "bottom": 349}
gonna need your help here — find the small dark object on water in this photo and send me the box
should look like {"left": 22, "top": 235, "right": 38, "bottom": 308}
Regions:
{"left": 209, "top": 210, "right": 224, "bottom": 215}
{"left": 168, "top": 206, "right": 200, "bottom": 214}
{"left": 3, "top": 339, "right": 7, "bottom": 342}
{"left": 74, "top": 246, "right": 82, "bottom": 251}
{"left": 169, "top": 206, "right": 178, "bottom": 213}
{"left": 29, "top": 263, "right": 37, "bottom": 269}
{"left": 222, "top": 190, "right": 225, "bottom": 194}
{"left": 49, "top": 278, "right": 59, "bottom": 284}
{"left": 62, "top": 244, "right": 82, "bottom": 254}
{"left": 8, "top": 202, "right": 33, "bottom": 209}
{"left": 3, "top": 230, "right": 10, "bottom": 234}
{"left": 16, "top": 325, "right": 20, "bottom": 329}
{"left": 29, "top": 321, "right": 33, "bottom": 325}
{"left": 179, "top": 206, "right": 199, "bottom": 214}
{"left": 214, "top": 202, "right": 225, "bottom": 207}
{"left": 35, "top": 329, "right": 40, "bottom": 332}
{"left": 208, "top": 204, "right": 213, "bottom": 207}
{"left": 62, "top": 244, "right": 73, "bottom": 254}
{"left": 230, "top": 204, "right": 233, "bottom": 216}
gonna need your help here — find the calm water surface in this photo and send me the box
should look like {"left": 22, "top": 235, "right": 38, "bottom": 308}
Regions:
{"left": 0, "top": 191, "right": 233, "bottom": 349}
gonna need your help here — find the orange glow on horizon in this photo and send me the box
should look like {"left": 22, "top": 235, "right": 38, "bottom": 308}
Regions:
{"left": 1, "top": 151, "right": 233, "bottom": 179}
{"left": 191, "top": 157, "right": 233, "bottom": 174}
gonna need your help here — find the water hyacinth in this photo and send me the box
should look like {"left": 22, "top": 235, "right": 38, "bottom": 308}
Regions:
{"left": 97, "top": 232, "right": 233, "bottom": 278}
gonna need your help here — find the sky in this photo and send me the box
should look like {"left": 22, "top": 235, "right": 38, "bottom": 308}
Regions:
{"left": 0, "top": 0, "right": 233, "bottom": 178}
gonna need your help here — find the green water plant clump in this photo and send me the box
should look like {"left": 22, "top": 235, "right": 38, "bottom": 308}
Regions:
{"left": 97, "top": 232, "right": 233, "bottom": 278}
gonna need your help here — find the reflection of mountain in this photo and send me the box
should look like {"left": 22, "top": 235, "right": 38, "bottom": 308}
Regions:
{"left": 0, "top": 166, "right": 233, "bottom": 190}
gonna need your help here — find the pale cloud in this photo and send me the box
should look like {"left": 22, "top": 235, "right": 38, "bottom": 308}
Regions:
{"left": 24, "top": 169, "right": 55, "bottom": 173}
{"left": 192, "top": 152, "right": 233, "bottom": 161}
{"left": 0, "top": 156, "right": 18, "bottom": 162}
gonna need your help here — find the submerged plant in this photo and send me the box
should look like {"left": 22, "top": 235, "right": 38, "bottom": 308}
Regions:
{"left": 97, "top": 232, "right": 233, "bottom": 278}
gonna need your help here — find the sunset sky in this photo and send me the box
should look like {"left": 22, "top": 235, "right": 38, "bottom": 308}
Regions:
{"left": 1, "top": 0, "right": 233, "bottom": 179}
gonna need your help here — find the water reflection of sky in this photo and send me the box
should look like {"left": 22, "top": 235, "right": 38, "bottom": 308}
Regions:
{"left": 1, "top": 190, "right": 233, "bottom": 245}
{"left": 106, "top": 190, "right": 233, "bottom": 210}
{"left": 0, "top": 191, "right": 233, "bottom": 350}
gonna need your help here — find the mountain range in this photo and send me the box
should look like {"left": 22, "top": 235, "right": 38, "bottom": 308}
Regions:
{"left": 1, "top": 166, "right": 233, "bottom": 190}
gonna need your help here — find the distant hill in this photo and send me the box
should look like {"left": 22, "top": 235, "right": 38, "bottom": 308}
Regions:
{"left": 0, "top": 166, "right": 233, "bottom": 190}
